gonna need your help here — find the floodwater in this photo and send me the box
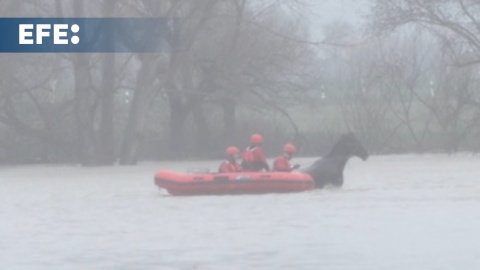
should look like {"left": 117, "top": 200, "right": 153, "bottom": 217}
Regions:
{"left": 1, "top": 155, "right": 479, "bottom": 269}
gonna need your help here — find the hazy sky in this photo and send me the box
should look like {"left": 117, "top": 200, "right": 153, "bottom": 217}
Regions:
{"left": 309, "top": 0, "right": 371, "bottom": 39}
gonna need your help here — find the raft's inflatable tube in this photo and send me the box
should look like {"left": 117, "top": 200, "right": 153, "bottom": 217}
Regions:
{"left": 154, "top": 170, "right": 314, "bottom": 196}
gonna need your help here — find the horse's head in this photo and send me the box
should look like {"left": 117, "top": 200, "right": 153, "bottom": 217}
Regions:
{"left": 329, "top": 132, "right": 369, "bottom": 160}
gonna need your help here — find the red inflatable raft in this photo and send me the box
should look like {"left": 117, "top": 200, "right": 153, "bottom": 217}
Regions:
{"left": 154, "top": 170, "right": 314, "bottom": 196}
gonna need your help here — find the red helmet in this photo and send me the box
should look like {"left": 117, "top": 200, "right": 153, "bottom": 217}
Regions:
{"left": 225, "top": 146, "right": 239, "bottom": 157}
{"left": 250, "top": 134, "right": 264, "bottom": 145}
{"left": 284, "top": 143, "right": 297, "bottom": 154}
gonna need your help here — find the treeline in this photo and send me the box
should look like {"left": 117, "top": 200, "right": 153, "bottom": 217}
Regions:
{"left": 0, "top": 0, "right": 318, "bottom": 165}
{"left": 1, "top": 0, "right": 480, "bottom": 165}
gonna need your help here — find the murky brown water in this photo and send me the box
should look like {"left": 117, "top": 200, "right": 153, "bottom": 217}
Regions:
{"left": 1, "top": 155, "right": 479, "bottom": 269}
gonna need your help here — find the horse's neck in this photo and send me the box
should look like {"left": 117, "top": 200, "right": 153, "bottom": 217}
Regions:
{"left": 328, "top": 140, "right": 354, "bottom": 160}
{"left": 327, "top": 145, "right": 352, "bottom": 159}
{"left": 310, "top": 154, "right": 350, "bottom": 171}
{"left": 328, "top": 143, "right": 350, "bottom": 157}
{"left": 329, "top": 155, "right": 350, "bottom": 171}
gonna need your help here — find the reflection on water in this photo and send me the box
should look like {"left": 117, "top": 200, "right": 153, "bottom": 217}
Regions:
{"left": 1, "top": 155, "right": 480, "bottom": 269}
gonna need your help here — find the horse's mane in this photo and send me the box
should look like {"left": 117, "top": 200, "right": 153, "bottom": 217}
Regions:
{"left": 326, "top": 133, "right": 356, "bottom": 158}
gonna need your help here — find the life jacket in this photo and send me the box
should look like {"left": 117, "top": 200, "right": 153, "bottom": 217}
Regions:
{"left": 242, "top": 146, "right": 257, "bottom": 163}
{"left": 273, "top": 154, "right": 292, "bottom": 172}
{"left": 218, "top": 160, "right": 242, "bottom": 173}
{"left": 241, "top": 146, "right": 269, "bottom": 171}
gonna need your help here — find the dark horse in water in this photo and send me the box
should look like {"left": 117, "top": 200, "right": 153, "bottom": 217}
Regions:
{"left": 301, "top": 133, "right": 369, "bottom": 188}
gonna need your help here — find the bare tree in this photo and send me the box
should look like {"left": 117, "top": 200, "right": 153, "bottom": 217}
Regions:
{"left": 371, "top": 0, "right": 480, "bottom": 152}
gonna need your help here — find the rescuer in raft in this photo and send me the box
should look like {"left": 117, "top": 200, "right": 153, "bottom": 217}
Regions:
{"left": 273, "top": 143, "right": 300, "bottom": 172}
{"left": 218, "top": 146, "right": 242, "bottom": 173}
{"left": 241, "top": 134, "right": 270, "bottom": 171}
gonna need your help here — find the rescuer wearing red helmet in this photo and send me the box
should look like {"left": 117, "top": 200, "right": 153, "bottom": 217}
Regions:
{"left": 218, "top": 146, "right": 242, "bottom": 173}
{"left": 241, "top": 133, "right": 270, "bottom": 171}
{"left": 273, "top": 143, "right": 300, "bottom": 172}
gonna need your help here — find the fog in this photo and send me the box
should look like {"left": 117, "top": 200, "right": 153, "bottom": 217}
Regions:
{"left": 1, "top": 0, "right": 480, "bottom": 269}
{"left": 2, "top": 0, "right": 480, "bottom": 165}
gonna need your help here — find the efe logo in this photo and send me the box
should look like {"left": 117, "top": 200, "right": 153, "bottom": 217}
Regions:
{"left": 19, "top": 24, "right": 80, "bottom": 45}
